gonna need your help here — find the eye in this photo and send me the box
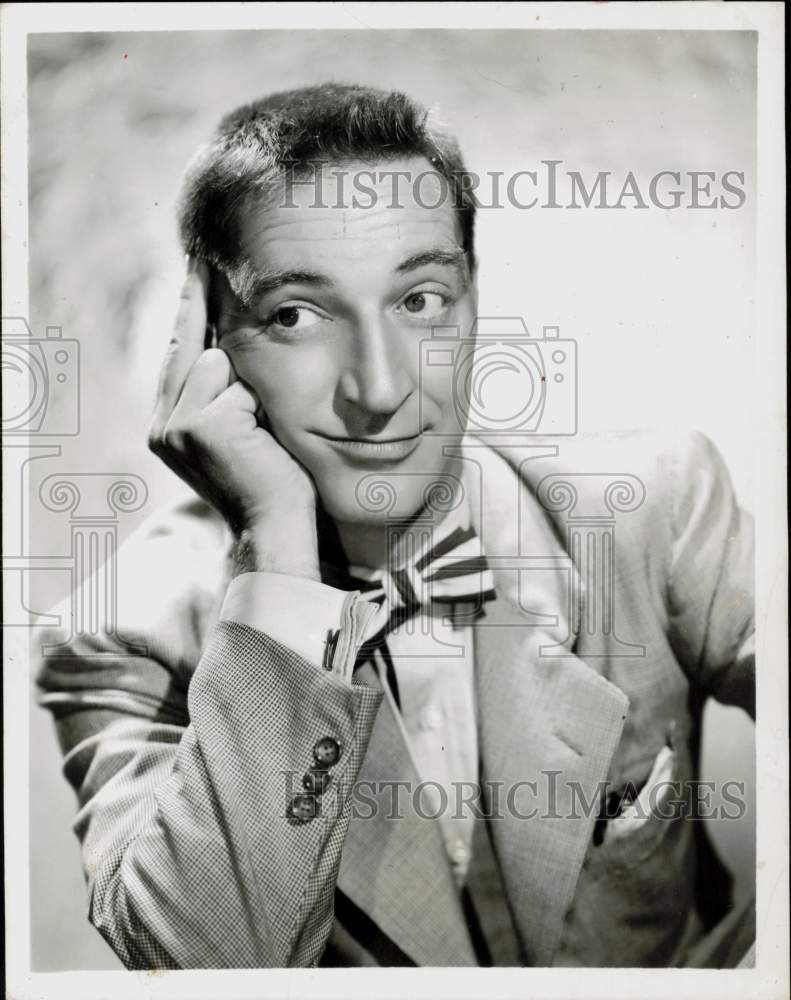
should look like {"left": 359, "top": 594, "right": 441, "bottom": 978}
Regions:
{"left": 400, "top": 291, "right": 447, "bottom": 318}
{"left": 269, "top": 305, "right": 322, "bottom": 330}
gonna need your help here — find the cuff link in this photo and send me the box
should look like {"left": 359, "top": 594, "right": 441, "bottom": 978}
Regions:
{"left": 321, "top": 629, "right": 340, "bottom": 671}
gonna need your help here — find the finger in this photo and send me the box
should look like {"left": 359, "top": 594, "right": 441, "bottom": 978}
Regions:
{"left": 171, "top": 348, "right": 234, "bottom": 416}
{"left": 153, "top": 256, "right": 211, "bottom": 424}
{"left": 205, "top": 377, "right": 261, "bottom": 418}
{"left": 211, "top": 376, "right": 271, "bottom": 431}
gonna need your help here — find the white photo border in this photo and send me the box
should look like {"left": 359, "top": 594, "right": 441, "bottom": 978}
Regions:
{"left": 2, "top": 3, "right": 787, "bottom": 999}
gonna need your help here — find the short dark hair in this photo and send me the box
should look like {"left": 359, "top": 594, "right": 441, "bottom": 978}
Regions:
{"left": 176, "top": 82, "right": 476, "bottom": 289}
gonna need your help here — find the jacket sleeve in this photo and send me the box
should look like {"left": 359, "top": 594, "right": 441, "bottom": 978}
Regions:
{"left": 664, "top": 430, "right": 755, "bottom": 718}
{"left": 34, "top": 509, "right": 383, "bottom": 970}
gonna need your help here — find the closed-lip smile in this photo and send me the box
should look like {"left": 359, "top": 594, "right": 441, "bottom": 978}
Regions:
{"left": 313, "top": 431, "right": 423, "bottom": 463}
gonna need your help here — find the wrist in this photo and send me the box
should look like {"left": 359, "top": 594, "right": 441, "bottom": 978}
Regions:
{"left": 232, "top": 515, "right": 320, "bottom": 581}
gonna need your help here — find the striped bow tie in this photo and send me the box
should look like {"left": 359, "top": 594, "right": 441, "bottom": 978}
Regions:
{"left": 347, "top": 523, "right": 497, "bottom": 640}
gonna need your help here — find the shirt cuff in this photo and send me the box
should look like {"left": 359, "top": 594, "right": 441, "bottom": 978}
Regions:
{"left": 219, "top": 572, "right": 378, "bottom": 684}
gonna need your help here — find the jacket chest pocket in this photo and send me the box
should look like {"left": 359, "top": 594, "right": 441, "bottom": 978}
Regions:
{"left": 589, "top": 744, "right": 683, "bottom": 875}
{"left": 556, "top": 745, "right": 699, "bottom": 967}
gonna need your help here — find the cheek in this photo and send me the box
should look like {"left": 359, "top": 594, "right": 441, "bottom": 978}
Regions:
{"left": 226, "top": 346, "right": 330, "bottom": 432}
{"left": 421, "top": 363, "right": 456, "bottom": 412}
{"left": 420, "top": 301, "right": 476, "bottom": 411}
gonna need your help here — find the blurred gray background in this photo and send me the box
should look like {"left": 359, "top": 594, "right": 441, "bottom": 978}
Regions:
{"left": 26, "top": 29, "right": 756, "bottom": 970}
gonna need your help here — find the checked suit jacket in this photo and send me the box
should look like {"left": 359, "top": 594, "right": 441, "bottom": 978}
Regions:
{"left": 34, "top": 427, "right": 755, "bottom": 968}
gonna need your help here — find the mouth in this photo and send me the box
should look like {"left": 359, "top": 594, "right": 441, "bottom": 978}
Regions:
{"left": 313, "top": 431, "right": 424, "bottom": 463}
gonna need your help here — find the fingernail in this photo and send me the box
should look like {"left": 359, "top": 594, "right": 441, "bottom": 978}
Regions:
{"left": 185, "top": 253, "right": 198, "bottom": 274}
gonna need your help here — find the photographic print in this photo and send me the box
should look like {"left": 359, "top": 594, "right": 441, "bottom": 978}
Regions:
{"left": 2, "top": 4, "right": 786, "bottom": 999}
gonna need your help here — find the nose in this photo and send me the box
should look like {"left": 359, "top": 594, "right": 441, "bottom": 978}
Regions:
{"left": 338, "top": 314, "right": 415, "bottom": 418}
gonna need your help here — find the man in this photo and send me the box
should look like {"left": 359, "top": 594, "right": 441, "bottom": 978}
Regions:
{"left": 35, "top": 83, "right": 755, "bottom": 969}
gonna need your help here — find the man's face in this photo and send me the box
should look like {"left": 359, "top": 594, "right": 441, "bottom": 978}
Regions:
{"left": 215, "top": 157, "right": 477, "bottom": 526}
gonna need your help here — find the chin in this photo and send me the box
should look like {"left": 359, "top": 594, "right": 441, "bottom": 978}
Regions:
{"left": 304, "top": 434, "right": 465, "bottom": 527}
{"left": 316, "top": 469, "right": 428, "bottom": 525}
{"left": 314, "top": 470, "right": 428, "bottom": 526}
{"left": 316, "top": 458, "right": 470, "bottom": 526}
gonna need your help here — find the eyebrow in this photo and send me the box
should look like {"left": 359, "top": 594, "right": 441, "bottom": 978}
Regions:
{"left": 395, "top": 248, "right": 468, "bottom": 279}
{"left": 236, "top": 246, "right": 469, "bottom": 310}
{"left": 237, "top": 268, "right": 332, "bottom": 309}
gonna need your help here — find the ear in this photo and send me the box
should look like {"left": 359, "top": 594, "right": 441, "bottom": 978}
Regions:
{"left": 206, "top": 265, "right": 220, "bottom": 320}
{"left": 467, "top": 263, "right": 479, "bottom": 321}
{"left": 212, "top": 268, "right": 246, "bottom": 339}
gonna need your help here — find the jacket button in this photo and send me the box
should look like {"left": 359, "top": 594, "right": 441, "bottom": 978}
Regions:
{"left": 303, "top": 768, "right": 332, "bottom": 795}
{"left": 449, "top": 840, "right": 469, "bottom": 866}
{"left": 313, "top": 736, "right": 341, "bottom": 768}
{"left": 287, "top": 794, "right": 319, "bottom": 824}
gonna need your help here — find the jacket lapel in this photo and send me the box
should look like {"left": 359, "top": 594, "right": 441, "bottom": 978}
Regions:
{"left": 467, "top": 439, "right": 630, "bottom": 965}
{"left": 473, "top": 601, "right": 629, "bottom": 965}
{"left": 337, "top": 657, "right": 478, "bottom": 966}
